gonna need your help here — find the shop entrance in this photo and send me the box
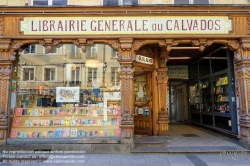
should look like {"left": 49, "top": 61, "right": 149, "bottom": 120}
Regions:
{"left": 133, "top": 69, "right": 153, "bottom": 136}
{"left": 169, "top": 81, "right": 189, "bottom": 124}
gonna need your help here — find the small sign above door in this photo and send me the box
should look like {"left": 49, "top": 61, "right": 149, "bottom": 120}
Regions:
{"left": 136, "top": 55, "right": 153, "bottom": 65}
{"left": 167, "top": 65, "right": 188, "bottom": 79}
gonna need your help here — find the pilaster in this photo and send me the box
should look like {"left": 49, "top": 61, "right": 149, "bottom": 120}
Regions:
{"left": 235, "top": 38, "right": 250, "bottom": 149}
{"left": 118, "top": 38, "right": 135, "bottom": 143}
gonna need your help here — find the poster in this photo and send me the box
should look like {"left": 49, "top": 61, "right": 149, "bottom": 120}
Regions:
{"left": 56, "top": 87, "right": 79, "bottom": 103}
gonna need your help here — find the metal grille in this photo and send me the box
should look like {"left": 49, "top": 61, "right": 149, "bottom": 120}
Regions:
{"left": 169, "top": 82, "right": 189, "bottom": 124}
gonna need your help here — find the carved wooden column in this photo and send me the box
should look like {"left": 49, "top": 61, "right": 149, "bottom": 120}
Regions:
{"left": 118, "top": 38, "right": 134, "bottom": 143}
{"left": 0, "top": 39, "right": 12, "bottom": 144}
{"left": 157, "top": 46, "right": 169, "bottom": 136}
{"left": 235, "top": 38, "right": 250, "bottom": 149}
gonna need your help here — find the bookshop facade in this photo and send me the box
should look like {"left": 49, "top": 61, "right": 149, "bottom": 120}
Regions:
{"left": 1, "top": 5, "right": 250, "bottom": 149}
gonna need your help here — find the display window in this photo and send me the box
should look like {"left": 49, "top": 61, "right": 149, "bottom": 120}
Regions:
{"left": 10, "top": 43, "right": 122, "bottom": 139}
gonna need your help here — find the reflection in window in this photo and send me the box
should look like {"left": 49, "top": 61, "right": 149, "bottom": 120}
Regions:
{"left": 23, "top": 67, "right": 35, "bottom": 81}
{"left": 86, "top": 45, "right": 97, "bottom": 59}
{"left": 44, "top": 67, "right": 56, "bottom": 81}
{"left": 103, "top": 0, "right": 118, "bottom": 6}
{"left": 174, "top": 0, "right": 189, "bottom": 4}
{"left": 71, "top": 66, "right": 80, "bottom": 86}
{"left": 33, "top": 0, "right": 48, "bottom": 5}
{"left": 193, "top": 0, "right": 209, "bottom": 4}
{"left": 24, "top": 44, "right": 36, "bottom": 54}
{"left": 70, "top": 45, "right": 81, "bottom": 59}
{"left": 45, "top": 47, "right": 57, "bottom": 54}
{"left": 52, "top": 0, "right": 67, "bottom": 5}
{"left": 33, "top": 0, "right": 67, "bottom": 5}
{"left": 123, "top": 0, "right": 138, "bottom": 5}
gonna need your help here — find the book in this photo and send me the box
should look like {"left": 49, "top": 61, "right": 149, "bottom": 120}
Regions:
{"left": 59, "top": 109, "right": 64, "bottom": 115}
{"left": 33, "top": 120, "right": 38, "bottom": 126}
{"left": 32, "top": 131, "right": 37, "bottom": 138}
{"left": 215, "top": 87, "right": 220, "bottom": 94}
{"left": 94, "top": 131, "right": 99, "bottom": 136}
{"left": 44, "top": 120, "right": 50, "bottom": 126}
{"left": 27, "top": 109, "right": 33, "bottom": 115}
{"left": 43, "top": 109, "right": 49, "bottom": 115}
{"left": 116, "top": 128, "right": 121, "bottom": 136}
{"left": 81, "top": 119, "right": 86, "bottom": 126}
{"left": 27, "top": 131, "right": 32, "bottom": 138}
{"left": 17, "top": 132, "right": 22, "bottom": 138}
{"left": 10, "top": 129, "right": 18, "bottom": 138}
{"left": 70, "top": 128, "right": 77, "bottom": 137}
{"left": 109, "top": 130, "right": 114, "bottom": 136}
{"left": 60, "top": 119, "right": 65, "bottom": 126}
{"left": 55, "top": 129, "right": 62, "bottom": 138}
{"left": 75, "top": 118, "right": 81, "bottom": 126}
{"left": 39, "top": 120, "right": 44, "bottom": 126}
{"left": 62, "top": 128, "right": 70, "bottom": 137}
{"left": 93, "top": 119, "right": 97, "bottom": 125}
{"left": 97, "top": 119, "right": 102, "bottom": 126}
{"left": 49, "top": 120, "right": 54, "bottom": 126}
{"left": 99, "top": 131, "right": 104, "bottom": 136}
{"left": 15, "top": 108, "right": 23, "bottom": 116}
{"left": 39, "top": 109, "right": 44, "bottom": 115}
{"left": 223, "top": 76, "right": 228, "bottom": 85}
{"left": 89, "top": 131, "right": 93, "bottom": 137}
{"left": 21, "top": 132, "right": 27, "bottom": 138}
{"left": 84, "top": 131, "right": 88, "bottom": 137}
{"left": 42, "top": 131, "right": 47, "bottom": 137}
{"left": 49, "top": 109, "right": 54, "bottom": 115}
{"left": 48, "top": 131, "right": 54, "bottom": 138}
{"left": 66, "top": 109, "right": 72, "bottom": 115}
{"left": 111, "top": 118, "right": 116, "bottom": 125}
{"left": 54, "top": 119, "right": 60, "bottom": 126}
{"left": 12, "top": 117, "right": 21, "bottom": 126}
{"left": 33, "top": 109, "right": 39, "bottom": 116}
{"left": 55, "top": 109, "right": 59, "bottom": 115}
{"left": 73, "top": 107, "right": 78, "bottom": 115}
{"left": 22, "top": 109, "right": 27, "bottom": 115}
{"left": 28, "top": 120, "right": 33, "bottom": 126}
{"left": 71, "top": 119, "right": 76, "bottom": 126}
{"left": 87, "top": 119, "right": 92, "bottom": 126}
{"left": 117, "top": 116, "right": 121, "bottom": 125}
{"left": 37, "top": 132, "right": 42, "bottom": 138}
{"left": 23, "top": 120, "right": 29, "bottom": 126}
{"left": 80, "top": 108, "right": 85, "bottom": 114}
{"left": 78, "top": 130, "right": 83, "bottom": 137}
{"left": 65, "top": 117, "right": 71, "bottom": 126}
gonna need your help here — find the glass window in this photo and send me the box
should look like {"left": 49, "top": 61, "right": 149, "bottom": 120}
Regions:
{"left": 23, "top": 44, "right": 36, "bottom": 54}
{"left": 123, "top": 0, "right": 138, "bottom": 5}
{"left": 44, "top": 67, "right": 56, "bottom": 81}
{"left": 33, "top": 0, "right": 48, "bottom": 5}
{"left": 174, "top": 0, "right": 189, "bottom": 4}
{"left": 103, "top": 0, "right": 118, "bottom": 6}
{"left": 33, "top": 0, "right": 67, "bottom": 6}
{"left": 199, "top": 56, "right": 210, "bottom": 77}
{"left": 52, "top": 0, "right": 67, "bottom": 5}
{"left": 45, "top": 47, "right": 58, "bottom": 54}
{"left": 193, "top": 0, "right": 209, "bottom": 4}
{"left": 22, "top": 67, "right": 35, "bottom": 81}
{"left": 211, "top": 49, "right": 227, "bottom": 73}
{"left": 86, "top": 45, "right": 97, "bottom": 59}
{"left": 70, "top": 45, "right": 81, "bottom": 59}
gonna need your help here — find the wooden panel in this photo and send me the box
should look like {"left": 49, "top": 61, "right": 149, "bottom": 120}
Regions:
{"left": 230, "top": 17, "right": 248, "bottom": 35}
{"left": 3, "top": 17, "right": 22, "bottom": 36}
{"left": 134, "top": 116, "right": 152, "bottom": 135}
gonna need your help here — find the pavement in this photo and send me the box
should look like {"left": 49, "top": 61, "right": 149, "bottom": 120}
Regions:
{"left": 0, "top": 124, "right": 249, "bottom": 165}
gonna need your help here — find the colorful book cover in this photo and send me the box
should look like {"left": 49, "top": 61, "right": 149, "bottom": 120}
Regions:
{"left": 12, "top": 117, "right": 21, "bottom": 126}
{"left": 73, "top": 107, "right": 78, "bottom": 115}
{"left": 84, "top": 131, "right": 88, "bottom": 137}
{"left": 99, "top": 131, "right": 104, "bottom": 136}
{"left": 39, "top": 109, "right": 44, "bottom": 116}
{"left": 39, "top": 120, "right": 44, "bottom": 126}
{"left": 62, "top": 128, "right": 70, "bottom": 137}
{"left": 15, "top": 108, "right": 23, "bottom": 116}
{"left": 66, "top": 109, "right": 72, "bottom": 115}
{"left": 27, "top": 131, "right": 32, "bottom": 138}
{"left": 87, "top": 119, "right": 92, "bottom": 126}
{"left": 75, "top": 118, "right": 81, "bottom": 126}
{"left": 81, "top": 119, "right": 86, "bottom": 126}
{"left": 78, "top": 130, "right": 83, "bottom": 137}
{"left": 44, "top": 120, "right": 50, "bottom": 126}
{"left": 109, "top": 130, "right": 114, "bottom": 136}
{"left": 117, "top": 106, "right": 121, "bottom": 114}
{"left": 55, "top": 109, "right": 59, "bottom": 115}
{"left": 49, "top": 120, "right": 54, "bottom": 126}
{"left": 22, "top": 109, "right": 27, "bottom": 115}
{"left": 55, "top": 129, "right": 62, "bottom": 138}
{"left": 49, "top": 109, "right": 54, "bottom": 115}
{"left": 117, "top": 116, "right": 121, "bottom": 125}
{"left": 43, "top": 109, "right": 49, "bottom": 115}
{"left": 65, "top": 117, "right": 71, "bottom": 126}
{"left": 93, "top": 119, "right": 97, "bottom": 125}
{"left": 94, "top": 131, "right": 99, "bottom": 136}
{"left": 80, "top": 108, "right": 85, "bottom": 115}
{"left": 66, "top": 104, "right": 70, "bottom": 107}
{"left": 89, "top": 131, "right": 93, "bottom": 137}
{"left": 111, "top": 118, "right": 116, "bottom": 125}
{"left": 28, "top": 120, "right": 33, "bottom": 126}
{"left": 71, "top": 119, "right": 76, "bottom": 126}
{"left": 102, "top": 120, "right": 107, "bottom": 125}
{"left": 33, "top": 120, "right": 39, "bottom": 126}
{"left": 70, "top": 128, "right": 77, "bottom": 137}
{"left": 60, "top": 119, "right": 65, "bottom": 126}
{"left": 86, "top": 108, "right": 89, "bottom": 114}
{"left": 10, "top": 129, "right": 18, "bottom": 138}
{"left": 59, "top": 109, "right": 64, "bottom": 115}
{"left": 215, "top": 87, "right": 220, "bottom": 94}
{"left": 37, "top": 131, "right": 42, "bottom": 138}
{"left": 42, "top": 131, "right": 47, "bottom": 137}
{"left": 33, "top": 109, "right": 39, "bottom": 116}
{"left": 107, "top": 119, "right": 111, "bottom": 125}
{"left": 27, "top": 109, "right": 33, "bottom": 115}
{"left": 223, "top": 76, "right": 228, "bottom": 85}
{"left": 32, "top": 131, "right": 37, "bottom": 138}
{"left": 97, "top": 119, "right": 102, "bottom": 126}
{"left": 48, "top": 131, "right": 54, "bottom": 138}
{"left": 54, "top": 119, "right": 60, "bottom": 126}
{"left": 17, "top": 132, "right": 22, "bottom": 138}
{"left": 23, "top": 120, "right": 29, "bottom": 126}
{"left": 116, "top": 128, "right": 121, "bottom": 136}
{"left": 21, "top": 132, "right": 27, "bottom": 138}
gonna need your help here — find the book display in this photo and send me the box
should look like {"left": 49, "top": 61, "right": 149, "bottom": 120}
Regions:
{"left": 10, "top": 105, "right": 122, "bottom": 139}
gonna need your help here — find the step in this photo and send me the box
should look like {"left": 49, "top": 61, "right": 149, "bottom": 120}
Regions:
{"left": 134, "top": 136, "right": 169, "bottom": 149}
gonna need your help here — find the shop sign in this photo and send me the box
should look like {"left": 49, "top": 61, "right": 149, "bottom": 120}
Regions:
{"left": 136, "top": 55, "right": 153, "bottom": 65}
{"left": 20, "top": 16, "right": 231, "bottom": 35}
{"left": 167, "top": 65, "right": 188, "bottom": 79}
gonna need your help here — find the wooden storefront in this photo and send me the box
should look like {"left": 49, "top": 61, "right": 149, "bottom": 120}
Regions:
{"left": 0, "top": 5, "right": 250, "bottom": 149}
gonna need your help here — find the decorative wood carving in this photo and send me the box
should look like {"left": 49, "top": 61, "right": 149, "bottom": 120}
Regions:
{"left": 158, "top": 107, "right": 168, "bottom": 121}
{"left": 226, "top": 40, "right": 240, "bottom": 51}
{"left": 122, "top": 129, "right": 131, "bottom": 138}
{"left": 121, "top": 108, "right": 133, "bottom": 125}
{"left": 39, "top": 39, "right": 61, "bottom": 52}
{"left": 133, "top": 40, "right": 146, "bottom": 51}
{"left": 247, "top": 17, "right": 250, "bottom": 35}
{"left": 0, "top": 17, "right": 4, "bottom": 36}
{"left": 72, "top": 39, "right": 94, "bottom": 52}
{"left": 135, "top": 47, "right": 155, "bottom": 58}
{"left": 191, "top": 39, "right": 213, "bottom": 51}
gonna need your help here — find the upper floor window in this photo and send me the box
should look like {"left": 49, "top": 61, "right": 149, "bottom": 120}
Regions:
{"left": 43, "top": 66, "right": 57, "bottom": 81}
{"left": 70, "top": 45, "right": 82, "bottom": 59}
{"left": 22, "top": 67, "right": 36, "bottom": 81}
{"left": 23, "top": 44, "right": 36, "bottom": 54}
{"left": 174, "top": 0, "right": 210, "bottom": 4}
{"left": 86, "top": 45, "right": 97, "bottom": 59}
{"left": 103, "top": 0, "right": 138, "bottom": 6}
{"left": 32, "top": 0, "right": 67, "bottom": 6}
{"left": 45, "top": 47, "right": 58, "bottom": 54}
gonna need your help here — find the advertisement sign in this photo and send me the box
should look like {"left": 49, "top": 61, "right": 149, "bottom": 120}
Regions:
{"left": 56, "top": 87, "right": 80, "bottom": 103}
{"left": 167, "top": 65, "right": 188, "bottom": 79}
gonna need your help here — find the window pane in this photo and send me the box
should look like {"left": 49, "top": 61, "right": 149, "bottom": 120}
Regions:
{"left": 45, "top": 47, "right": 57, "bottom": 54}
{"left": 33, "top": 0, "right": 48, "bottom": 5}
{"left": 193, "top": 0, "right": 209, "bottom": 4}
{"left": 53, "top": 0, "right": 67, "bottom": 5}
{"left": 103, "top": 0, "right": 118, "bottom": 6}
{"left": 123, "top": 0, "right": 138, "bottom": 5}
{"left": 24, "top": 44, "right": 35, "bottom": 54}
{"left": 174, "top": 0, "right": 189, "bottom": 4}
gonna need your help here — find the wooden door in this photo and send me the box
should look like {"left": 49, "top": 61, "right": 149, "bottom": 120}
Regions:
{"left": 134, "top": 73, "right": 153, "bottom": 136}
